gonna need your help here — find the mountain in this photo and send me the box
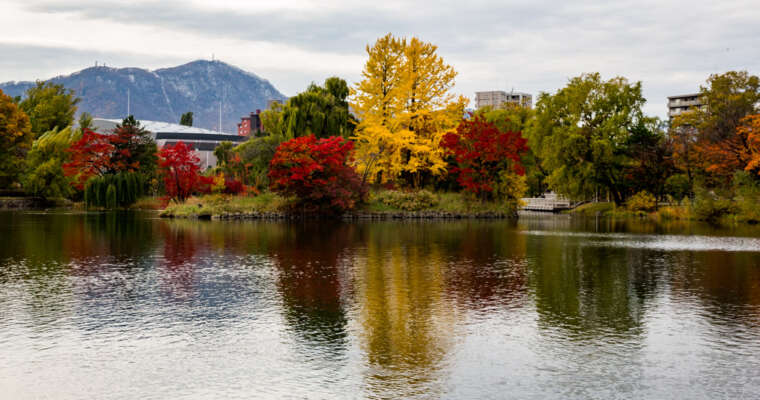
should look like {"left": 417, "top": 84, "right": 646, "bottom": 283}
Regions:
{"left": 0, "top": 60, "right": 288, "bottom": 133}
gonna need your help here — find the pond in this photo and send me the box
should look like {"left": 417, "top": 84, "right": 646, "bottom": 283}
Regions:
{"left": 1, "top": 211, "right": 759, "bottom": 399}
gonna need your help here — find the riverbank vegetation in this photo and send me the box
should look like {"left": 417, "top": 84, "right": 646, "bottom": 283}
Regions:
{"left": 1, "top": 34, "right": 759, "bottom": 223}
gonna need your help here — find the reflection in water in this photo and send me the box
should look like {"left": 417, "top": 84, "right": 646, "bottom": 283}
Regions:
{"left": 1, "top": 211, "right": 760, "bottom": 399}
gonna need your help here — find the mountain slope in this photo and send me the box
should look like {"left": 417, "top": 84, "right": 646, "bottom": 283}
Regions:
{"left": 0, "top": 60, "right": 287, "bottom": 133}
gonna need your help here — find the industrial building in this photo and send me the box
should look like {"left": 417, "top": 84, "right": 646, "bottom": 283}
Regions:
{"left": 92, "top": 119, "right": 246, "bottom": 170}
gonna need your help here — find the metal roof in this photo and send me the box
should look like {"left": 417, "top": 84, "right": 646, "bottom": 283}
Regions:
{"left": 92, "top": 118, "right": 235, "bottom": 135}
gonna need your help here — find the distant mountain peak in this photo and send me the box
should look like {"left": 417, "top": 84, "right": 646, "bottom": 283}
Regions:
{"left": 0, "top": 60, "right": 287, "bottom": 133}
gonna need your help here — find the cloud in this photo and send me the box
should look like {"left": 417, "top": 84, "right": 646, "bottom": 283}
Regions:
{"left": 4, "top": 0, "right": 760, "bottom": 117}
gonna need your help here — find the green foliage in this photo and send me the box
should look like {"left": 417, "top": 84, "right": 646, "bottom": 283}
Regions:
{"left": 732, "top": 171, "right": 760, "bottom": 223}
{"left": 180, "top": 111, "right": 193, "bottom": 127}
{"left": 264, "top": 77, "right": 354, "bottom": 139}
{"left": 22, "top": 126, "right": 81, "bottom": 199}
{"left": 78, "top": 112, "right": 93, "bottom": 133}
{"left": 697, "top": 71, "right": 760, "bottom": 142}
{"left": 0, "top": 89, "right": 33, "bottom": 188}
{"left": 664, "top": 174, "right": 691, "bottom": 201}
{"left": 374, "top": 190, "right": 439, "bottom": 211}
{"left": 529, "top": 73, "right": 648, "bottom": 204}
{"left": 626, "top": 191, "right": 657, "bottom": 212}
{"left": 233, "top": 134, "right": 285, "bottom": 188}
{"left": 84, "top": 172, "right": 145, "bottom": 208}
{"left": 19, "top": 81, "right": 79, "bottom": 137}
{"left": 213, "top": 141, "right": 235, "bottom": 167}
{"left": 692, "top": 188, "right": 736, "bottom": 221}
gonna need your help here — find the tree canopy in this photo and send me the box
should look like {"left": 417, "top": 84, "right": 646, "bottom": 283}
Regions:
{"left": 180, "top": 111, "right": 193, "bottom": 127}
{"left": 529, "top": 73, "right": 649, "bottom": 204}
{"left": 0, "top": 89, "right": 33, "bottom": 188}
{"left": 351, "top": 34, "right": 466, "bottom": 187}
{"left": 261, "top": 77, "right": 353, "bottom": 139}
{"left": 19, "top": 81, "right": 80, "bottom": 137}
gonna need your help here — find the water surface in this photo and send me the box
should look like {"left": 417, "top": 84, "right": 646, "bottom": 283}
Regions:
{"left": 1, "top": 211, "right": 759, "bottom": 399}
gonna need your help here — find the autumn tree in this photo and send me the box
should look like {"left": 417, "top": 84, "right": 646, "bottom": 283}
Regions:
{"left": 684, "top": 71, "right": 760, "bottom": 184}
{"left": 739, "top": 114, "right": 760, "bottom": 176}
{"left": 529, "top": 73, "right": 648, "bottom": 204}
{"left": 159, "top": 141, "right": 202, "bottom": 202}
{"left": 0, "top": 89, "right": 33, "bottom": 188}
{"left": 63, "top": 130, "right": 115, "bottom": 190}
{"left": 352, "top": 34, "right": 466, "bottom": 187}
{"left": 109, "top": 116, "right": 158, "bottom": 179}
{"left": 441, "top": 115, "right": 528, "bottom": 204}
{"left": 476, "top": 104, "right": 547, "bottom": 196}
{"left": 19, "top": 81, "right": 80, "bottom": 137}
{"left": 268, "top": 135, "right": 366, "bottom": 213}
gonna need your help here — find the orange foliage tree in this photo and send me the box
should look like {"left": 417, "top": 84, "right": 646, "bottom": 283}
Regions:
{"left": 741, "top": 114, "right": 760, "bottom": 175}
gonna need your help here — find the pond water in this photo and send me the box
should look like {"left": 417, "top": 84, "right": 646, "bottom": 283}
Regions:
{"left": 1, "top": 211, "right": 759, "bottom": 399}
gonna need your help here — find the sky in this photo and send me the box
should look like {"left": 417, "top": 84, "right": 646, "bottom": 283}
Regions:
{"left": 1, "top": 0, "right": 758, "bottom": 118}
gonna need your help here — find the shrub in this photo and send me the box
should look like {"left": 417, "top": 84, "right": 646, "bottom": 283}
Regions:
{"left": 733, "top": 171, "right": 760, "bottom": 223}
{"left": 692, "top": 188, "right": 736, "bottom": 221}
{"left": 268, "top": 135, "right": 366, "bottom": 214}
{"left": 664, "top": 174, "right": 691, "bottom": 201}
{"left": 626, "top": 190, "right": 657, "bottom": 212}
{"left": 84, "top": 172, "right": 146, "bottom": 208}
{"left": 374, "top": 190, "right": 439, "bottom": 211}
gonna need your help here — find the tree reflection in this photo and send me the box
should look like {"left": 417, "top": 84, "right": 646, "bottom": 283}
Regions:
{"left": 270, "top": 222, "right": 352, "bottom": 358}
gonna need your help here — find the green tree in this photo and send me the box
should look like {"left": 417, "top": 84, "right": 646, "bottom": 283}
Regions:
{"left": 111, "top": 115, "right": 158, "bottom": 179}
{"left": 697, "top": 71, "right": 760, "bottom": 142}
{"left": 78, "top": 112, "right": 93, "bottom": 133}
{"left": 0, "top": 89, "right": 33, "bottom": 188}
{"left": 22, "top": 126, "right": 81, "bottom": 199}
{"left": 213, "top": 141, "right": 235, "bottom": 168}
{"left": 266, "top": 77, "right": 354, "bottom": 139}
{"left": 180, "top": 111, "right": 193, "bottom": 127}
{"left": 19, "top": 81, "right": 80, "bottom": 137}
{"left": 530, "top": 73, "right": 648, "bottom": 204}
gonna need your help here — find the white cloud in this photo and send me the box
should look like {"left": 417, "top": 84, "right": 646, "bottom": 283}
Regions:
{"left": 1, "top": 0, "right": 759, "bottom": 117}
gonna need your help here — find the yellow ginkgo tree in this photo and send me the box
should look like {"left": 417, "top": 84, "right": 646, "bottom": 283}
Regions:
{"left": 351, "top": 34, "right": 466, "bottom": 187}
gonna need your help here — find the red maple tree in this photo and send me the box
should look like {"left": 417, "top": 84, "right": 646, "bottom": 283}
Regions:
{"left": 441, "top": 115, "right": 528, "bottom": 199}
{"left": 63, "top": 129, "right": 116, "bottom": 190}
{"left": 158, "top": 141, "right": 201, "bottom": 202}
{"left": 268, "top": 135, "right": 366, "bottom": 213}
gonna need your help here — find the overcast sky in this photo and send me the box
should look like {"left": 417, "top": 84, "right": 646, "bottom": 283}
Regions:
{"left": 1, "top": 0, "right": 758, "bottom": 118}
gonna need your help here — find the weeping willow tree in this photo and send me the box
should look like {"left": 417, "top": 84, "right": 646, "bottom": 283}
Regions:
{"left": 84, "top": 172, "right": 145, "bottom": 208}
{"left": 22, "top": 126, "right": 81, "bottom": 199}
{"left": 261, "top": 77, "right": 354, "bottom": 139}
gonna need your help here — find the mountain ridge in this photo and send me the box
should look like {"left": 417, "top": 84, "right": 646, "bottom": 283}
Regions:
{"left": 0, "top": 60, "right": 288, "bottom": 133}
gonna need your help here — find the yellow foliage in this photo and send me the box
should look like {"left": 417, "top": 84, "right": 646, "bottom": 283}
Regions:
{"left": 351, "top": 34, "right": 465, "bottom": 187}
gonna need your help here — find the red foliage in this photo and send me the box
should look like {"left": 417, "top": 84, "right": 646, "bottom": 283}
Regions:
{"left": 158, "top": 141, "right": 202, "bottom": 202}
{"left": 63, "top": 130, "right": 116, "bottom": 190}
{"left": 268, "top": 135, "right": 366, "bottom": 213}
{"left": 223, "top": 178, "right": 244, "bottom": 194}
{"left": 441, "top": 115, "right": 528, "bottom": 198}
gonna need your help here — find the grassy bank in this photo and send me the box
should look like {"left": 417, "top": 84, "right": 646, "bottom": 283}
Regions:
{"left": 160, "top": 190, "right": 519, "bottom": 219}
{"left": 565, "top": 200, "right": 759, "bottom": 225}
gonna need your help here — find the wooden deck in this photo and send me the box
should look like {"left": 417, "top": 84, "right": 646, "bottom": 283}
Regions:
{"left": 520, "top": 193, "right": 581, "bottom": 212}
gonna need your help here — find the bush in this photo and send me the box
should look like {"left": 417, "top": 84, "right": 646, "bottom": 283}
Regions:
{"left": 374, "top": 190, "right": 439, "bottom": 211}
{"left": 692, "top": 188, "right": 736, "bottom": 221}
{"left": 268, "top": 135, "right": 366, "bottom": 214}
{"left": 733, "top": 171, "right": 760, "bottom": 223}
{"left": 84, "top": 172, "right": 146, "bottom": 208}
{"left": 626, "top": 190, "right": 657, "bottom": 212}
{"left": 664, "top": 174, "right": 691, "bottom": 201}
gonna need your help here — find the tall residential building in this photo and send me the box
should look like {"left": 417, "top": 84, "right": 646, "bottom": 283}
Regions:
{"left": 475, "top": 90, "right": 532, "bottom": 109}
{"left": 667, "top": 93, "right": 704, "bottom": 119}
